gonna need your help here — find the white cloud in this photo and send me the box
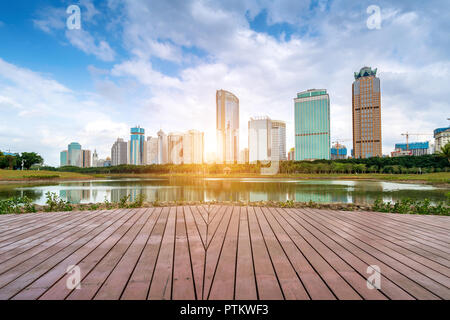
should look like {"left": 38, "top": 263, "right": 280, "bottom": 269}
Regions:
{"left": 65, "top": 29, "right": 115, "bottom": 62}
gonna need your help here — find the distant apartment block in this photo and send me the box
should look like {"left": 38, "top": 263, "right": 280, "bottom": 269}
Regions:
{"left": 168, "top": 132, "right": 184, "bottom": 165}
{"left": 239, "top": 148, "right": 249, "bottom": 164}
{"left": 145, "top": 136, "right": 159, "bottom": 165}
{"left": 82, "top": 149, "right": 91, "bottom": 168}
{"left": 157, "top": 130, "right": 168, "bottom": 165}
{"left": 249, "top": 116, "right": 272, "bottom": 163}
{"left": 288, "top": 147, "right": 295, "bottom": 161}
{"left": 271, "top": 120, "right": 286, "bottom": 161}
{"left": 216, "top": 89, "right": 239, "bottom": 164}
{"left": 331, "top": 143, "right": 347, "bottom": 160}
{"left": 60, "top": 150, "right": 68, "bottom": 166}
{"left": 294, "top": 89, "right": 330, "bottom": 160}
{"left": 129, "top": 126, "right": 145, "bottom": 165}
{"left": 434, "top": 126, "right": 450, "bottom": 153}
{"left": 183, "top": 130, "right": 204, "bottom": 164}
{"left": 352, "top": 67, "right": 382, "bottom": 158}
{"left": 92, "top": 150, "right": 98, "bottom": 167}
{"left": 111, "top": 138, "right": 128, "bottom": 166}
{"left": 393, "top": 141, "right": 430, "bottom": 157}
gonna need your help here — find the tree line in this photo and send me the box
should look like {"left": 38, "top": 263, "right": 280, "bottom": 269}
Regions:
{"left": 36, "top": 153, "right": 449, "bottom": 175}
{"left": 0, "top": 152, "right": 43, "bottom": 170}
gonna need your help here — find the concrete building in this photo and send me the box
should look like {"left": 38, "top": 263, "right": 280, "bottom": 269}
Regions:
{"left": 157, "top": 130, "right": 168, "bottom": 164}
{"left": 434, "top": 126, "right": 450, "bottom": 153}
{"left": 249, "top": 117, "right": 272, "bottom": 163}
{"left": 394, "top": 141, "right": 430, "bottom": 156}
{"left": 129, "top": 126, "right": 145, "bottom": 165}
{"left": 145, "top": 137, "right": 159, "bottom": 165}
{"left": 216, "top": 90, "right": 239, "bottom": 164}
{"left": 294, "top": 89, "right": 330, "bottom": 160}
{"left": 331, "top": 143, "right": 347, "bottom": 160}
{"left": 168, "top": 132, "right": 184, "bottom": 164}
{"left": 239, "top": 148, "right": 249, "bottom": 164}
{"left": 82, "top": 149, "right": 91, "bottom": 168}
{"left": 288, "top": 148, "right": 295, "bottom": 161}
{"left": 60, "top": 150, "right": 68, "bottom": 167}
{"left": 68, "top": 142, "right": 82, "bottom": 167}
{"left": 92, "top": 150, "right": 98, "bottom": 167}
{"left": 271, "top": 120, "right": 286, "bottom": 161}
{"left": 352, "top": 66, "right": 382, "bottom": 158}
{"left": 183, "top": 130, "right": 204, "bottom": 164}
{"left": 111, "top": 138, "right": 128, "bottom": 166}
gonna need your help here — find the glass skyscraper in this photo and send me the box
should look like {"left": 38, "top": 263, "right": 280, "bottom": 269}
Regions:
{"left": 216, "top": 89, "right": 239, "bottom": 164}
{"left": 68, "top": 142, "right": 82, "bottom": 167}
{"left": 129, "top": 126, "right": 145, "bottom": 165}
{"left": 352, "top": 66, "right": 382, "bottom": 158}
{"left": 294, "top": 89, "right": 330, "bottom": 160}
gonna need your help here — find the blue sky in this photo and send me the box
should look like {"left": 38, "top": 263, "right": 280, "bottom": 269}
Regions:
{"left": 0, "top": 0, "right": 449, "bottom": 165}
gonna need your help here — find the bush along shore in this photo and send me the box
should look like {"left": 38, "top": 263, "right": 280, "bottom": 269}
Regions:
{"left": 0, "top": 192, "right": 449, "bottom": 215}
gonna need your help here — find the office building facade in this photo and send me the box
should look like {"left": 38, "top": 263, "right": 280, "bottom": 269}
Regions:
{"left": 271, "top": 120, "right": 286, "bottom": 161}
{"left": 183, "top": 130, "right": 204, "bottom": 164}
{"left": 294, "top": 89, "right": 330, "bottom": 160}
{"left": 434, "top": 126, "right": 450, "bottom": 153}
{"left": 68, "top": 142, "right": 82, "bottom": 167}
{"left": 352, "top": 66, "right": 382, "bottom": 158}
{"left": 129, "top": 126, "right": 145, "bottom": 165}
{"left": 82, "top": 149, "right": 91, "bottom": 168}
{"left": 248, "top": 117, "right": 272, "bottom": 163}
{"left": 157, "top": 130, "right": 168, "bottom": 164}
{"left": 60, "top": 150, "right": 68, "bottom": 167}
{"left": 145, "top": 137, "right": 159, "bottom": 165}
{"left": 168, "top": 132, "right": 183, "bottom": 164}
{"left": 216, "top": 89, "right": 239, "bottom": 163}
{"left": 111, "top": 138, "right": 128, "bottom": 166}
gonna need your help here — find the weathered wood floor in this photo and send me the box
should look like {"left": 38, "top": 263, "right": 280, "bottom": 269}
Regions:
{"left": 0, "top": 206, "right": 448, "bottom": 300}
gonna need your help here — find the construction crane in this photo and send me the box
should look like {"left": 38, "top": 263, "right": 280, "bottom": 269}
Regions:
{"left": 400, "top": 132, "right": 432, "bottom": 151}
{"left": 331, "top": 139, "right": 351, "bottom": 158}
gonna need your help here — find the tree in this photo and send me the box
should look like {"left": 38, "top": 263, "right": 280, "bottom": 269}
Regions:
{"left": 20, "top": 152, "right": 43, "bottom": 170}
{"left": 438, "top": 142, "right": 450, "bottom": 163}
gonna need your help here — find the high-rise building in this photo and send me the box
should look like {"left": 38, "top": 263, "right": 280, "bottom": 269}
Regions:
{"left": 352, "top": 66, "right": 382, "bottom": 158}
{"left": 168, "top": 132, "right": 183, "bottom": 164}
{"left": 394, "top": 141, "right": 430, "bottom": 156}
{"left": 82, "top": 149, "right": 91, "bottom": 168}
{"left": 271, "top": 120, "right": 286, "bottom": 161}
{"left": 288, "top": 148, "right": 295, "bottom": 161}
{"left": 111, "top": 138, "right": 128, "bottom": 166}
{"left": 331, "top": 143, "right": 347, "bottom": 160}
{"left": 183, "top": 130, "right": 204, "bottom": 164}
{"left": 248, "top": 117, "right": 272, "bottom": 163}
{"left": 92, "top": 150, "right": 98, "bottom": 167}
{"left": 434, "top": 126, "right": 450, "bottom": 153}
{"left": 216, "top": 89, "right": 239, "bottom": 164}
{"left": 239, "top": 148, "right": 249, "bottom": 164}
{"left": 129, "top": 126, "right": 145, "bottom": 165}
{"left": 60, "top": 150, "right": 68, "bottom": 167}
{"left": 294, "top": 89, "right": 330, "bottom": 160}
{"left": 68, "top": 142, "right": 82, "bottom": 167}
{"left": 145, "top": 136, "right": 159, "bottom": 165}
{"left": 157, "top": 129, "right": 168, "bottom": 164}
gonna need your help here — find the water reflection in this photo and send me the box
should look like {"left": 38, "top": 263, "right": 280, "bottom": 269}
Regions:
{"left": 0, "top": 177, "right": 447, "bottom": 205}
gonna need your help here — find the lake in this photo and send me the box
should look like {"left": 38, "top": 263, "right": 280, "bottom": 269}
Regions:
{"left": 0, "top": 177, "right": 448, "bottom": 205}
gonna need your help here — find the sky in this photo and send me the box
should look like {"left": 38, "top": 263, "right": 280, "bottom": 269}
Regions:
{"left": 0, "top": 0, "right": 449, "bottom": 166}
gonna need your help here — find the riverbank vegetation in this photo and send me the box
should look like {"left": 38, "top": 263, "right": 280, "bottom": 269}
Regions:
{"left": 0, "top": 169, "right": 94, "bottom": 181}
{"left": 1, "top": 193, "right": 449, "bottom": 215}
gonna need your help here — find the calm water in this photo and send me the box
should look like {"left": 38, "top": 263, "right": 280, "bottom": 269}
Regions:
{"left": 0, "top": 177, "right": 448, "bottom": 205}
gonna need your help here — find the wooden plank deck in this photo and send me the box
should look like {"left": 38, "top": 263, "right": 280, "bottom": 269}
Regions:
{"left": 0, "top": 206, "right": 448, "bottom": 300}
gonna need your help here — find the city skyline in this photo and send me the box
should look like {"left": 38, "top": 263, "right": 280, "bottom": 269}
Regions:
{"left": 0, "top": 1, "right": 449, "bottom": 166}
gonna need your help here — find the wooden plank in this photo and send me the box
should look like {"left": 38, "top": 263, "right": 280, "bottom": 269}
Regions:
{"left": 172, "top": 206, "right": 195, "bottom": 300}
{"left": 67, "top": 208, "right": 152, "bottom": 300}
{"left": 147, "top": 206, "right": 177, "bottom": 300}
{"left": 291, "top": 208, "right": 440, "bottom": 300}
{"left": 274, "top": 208, "right": 410, "bottom": 300}
{"left": 120, "top": 207, "right": 169, "bottom": 300}
{"left": 35, "top": 209, "right": 144, "bottom": 300}
{"left": 189, "top": 206, "right": 207, "bottom": 247}
{"left": 254, "top": 207, "right": 309, "bottom": 300}
{"left": 203, "top": 206, "right": 233, "bottom": 299}
{"left": 299, "top": 208, "right": 450, "bottom": 299}
{"left": 93, "top": 208, "right": 160, "bottom": 300}
{"left": 183, "top": 206, "right": 205, "bottom": 300}
{"left": 208, "top": 206, "right": 240, "bottom": 300}
{"left": 270, "top": 208, "right": 361, "bottom": 300}
{"left": 206, "top": 205, "right": 228, "bottom": 248}
{"left": 235, "top": 207, "right": 257, "bottom": 300}
{"left": 247, "top": 206, "right": 283, "bottom": 300}
{"left": 4, "top": 209, "right": 135, "bottom": 300}
{"left": 0, "top": 210, "right": 109, "bottom": 276}
{"left": 262, "top": 207, "right": 335, "bottom": 300}
{"left": 318, "top": 209, "right": 450, "bottom": 278}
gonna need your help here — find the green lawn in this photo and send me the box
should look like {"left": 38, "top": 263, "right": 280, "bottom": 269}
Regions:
{"left": 0, "top": 169, "right": 94, "bottom": 181}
